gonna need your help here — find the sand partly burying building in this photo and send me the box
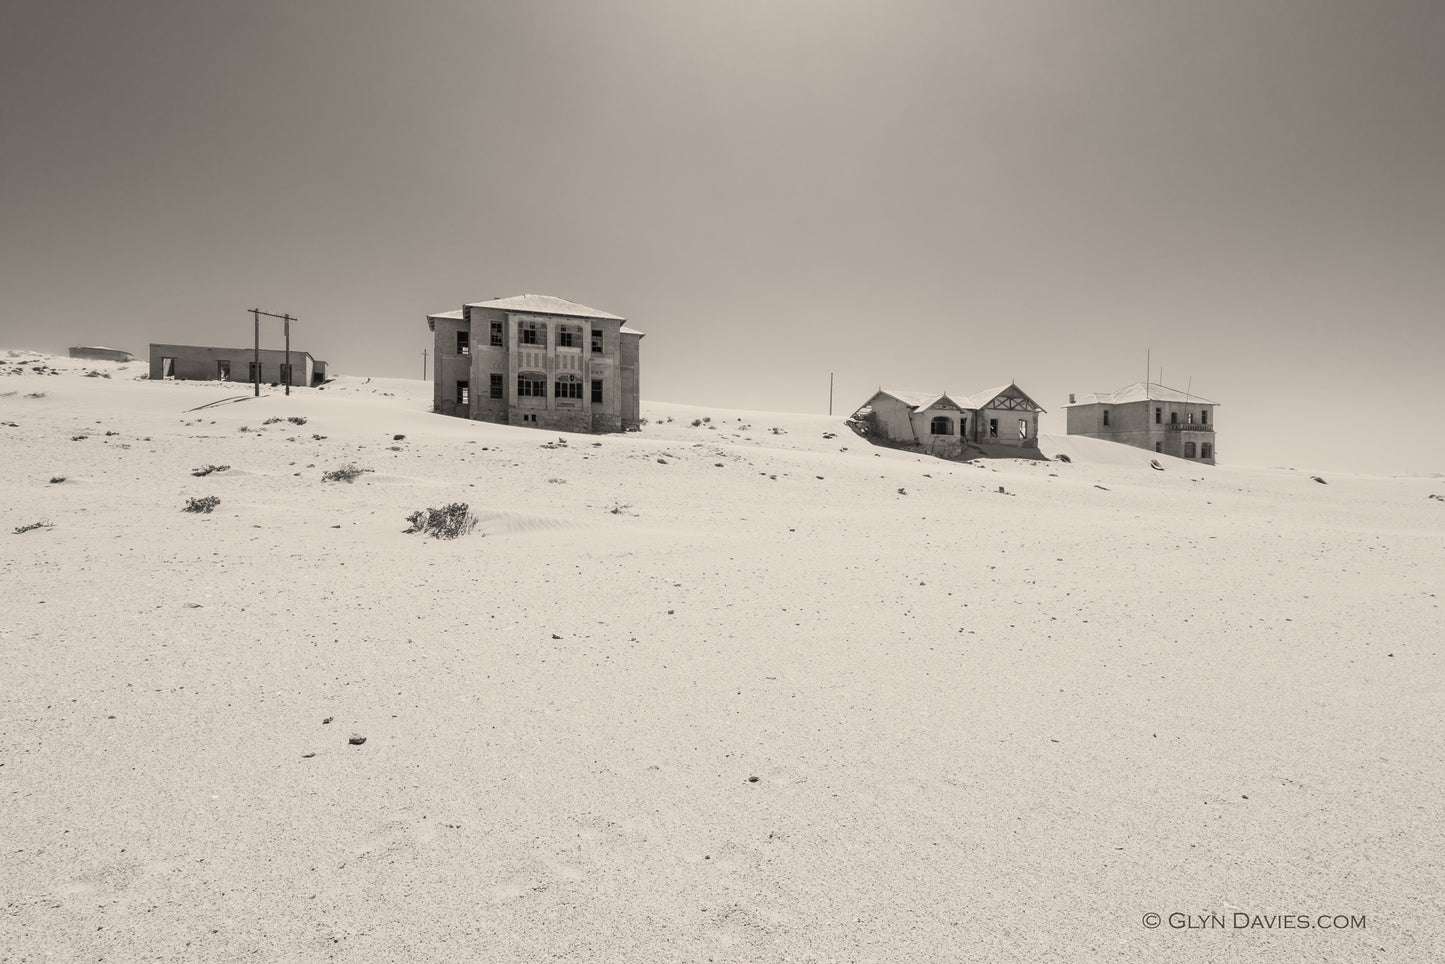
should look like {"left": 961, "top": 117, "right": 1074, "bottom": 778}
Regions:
{"left": 427, "top": 294, "right": 643, "bottom": 433}
{"left": 1064, "top": 381, "right": 1217, "bottom": 463}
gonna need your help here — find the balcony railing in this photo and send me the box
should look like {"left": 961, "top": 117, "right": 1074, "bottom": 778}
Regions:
{"left": 1165, "top": 422, "right": 1214, "bottom": 431}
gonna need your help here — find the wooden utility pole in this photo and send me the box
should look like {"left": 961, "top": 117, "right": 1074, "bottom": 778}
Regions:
{"left": 284, "top": 313, "right": 292, "bottom": 396}
{"left": 252, "top": 308, "right": 260, "bottom": 397}
{"left": 250, "top": 308, "right": 297, "bottom": 397}
{"left": 423, "top": 349, "right": 428, "bottom": 380}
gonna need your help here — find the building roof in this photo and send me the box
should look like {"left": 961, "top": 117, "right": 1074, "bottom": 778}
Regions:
{"left": 428, "top": 309, "right": 464, "bottom": 320}
{"left": 873, "top": 384, "right": 1045, "bottom": 413}
{"left": 1067, "top": 381, "right": 1218, "bottom": 406}
{"left": 465, "top": 294, "right": 625, "bottom": 321}
{"left": 875, "top": 389, "right": 961, "bottom": 411}
{"left": 963, "top": 383, "right": 1047, "bottom": 413}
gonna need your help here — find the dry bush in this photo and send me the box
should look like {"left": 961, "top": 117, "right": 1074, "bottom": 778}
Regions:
{"left": 191, "top": 464, "right": 230, "bottom": 477}
{"left": 403, "top": 503, "right": 478, "bottom": 539}
{"left": 322, "top": 464, "right": 372, "bottom": 483}
{"left": 184, "top": 495, "right": 221, "bottom": 513}
{"left": 13, "top": 520, "right": 53, "bottom": 534}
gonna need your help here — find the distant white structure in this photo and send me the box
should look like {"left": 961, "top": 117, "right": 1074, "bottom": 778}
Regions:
{"left": 849, "top": 383, "right": 1045, "bottom": 458}
{"left": 1065, "top": 382, "right": 1218, "bottom": 463}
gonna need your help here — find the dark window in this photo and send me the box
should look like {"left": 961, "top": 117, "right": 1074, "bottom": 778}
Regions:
{"left": 248, "top": 362, "right": 260, "bottom": 382}
{"left": 457, "top": 330, "right": 469, "bottom": 355}
{"left": 555, "top": 374, "right": 583, "bottom": 399}
{"left": 989, "top": 418, "right": 998, "bottom": 438}
{"left": 490, "top": 322, "right": 503, "bottom": 347}
{"left": 279, "top": 363, "right": 293, "bottom": 385}
{"left": 1102, "top": 410, "right": 1110, "bottom": 426}
{"left": 558, "top": 325, "right": 580, "bottom": 348}
{"left": 960, "top": 416, "right": 967, "bottom": 437}
{"left": 519, "top": 321, "right": 546, "bottom": 347}
{"left": 1201, "top": 410, "right": 1208, "bottom": 425}
{"left": 929, "top": 416, "right": 952, "bottom": 435}
{"left": 457, "top": 381, "right": 469, "bottom": 404}
{"left": 217, "top": 360, "right": 230, "bottom": 380}
{"left": 1154, "top": 442, "right": 1162, "bottom": 453}
{"left": 1170, "top": 412, "right": 1178, "bottom": 424}
{"left": 1155, "top": 407, "right": 1162, "bottom": 424}
{"left": 1185, "top": 441, "right": 1197, "bottom": 458}
{"left": 489, "top": 373, "right": 503, "bottom": 399}
{"left": 517, "top": 372, "right": 546, "bottom": 397}
{"left": 591, "top": 329, "right": 603, "bottom": 353}
{"left": 1201, "top": 443, "right": 1212, "bottom": 459}
{"left": 591, "top": 378, "right": 603, "bottom": 403}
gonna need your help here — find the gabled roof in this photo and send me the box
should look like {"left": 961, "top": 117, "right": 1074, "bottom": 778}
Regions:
{"left": 873, "top": 383, "right": 1044, "bottom": 413}
{"left": 875, "top": 389, "right": 964, "bottom": 411}
{"left": 1068, "top": 381, "right": 1218, "bottom": 406}
{"left": 465, "top": 294, "right": 625, "bottom": 321}
{"left": 964, "top": 382, "right": 1047, "bottom": 413}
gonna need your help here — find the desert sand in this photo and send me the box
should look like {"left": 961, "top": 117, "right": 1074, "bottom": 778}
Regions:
{"left": 2, "top": 350, "right": 1440, "bottom": 962}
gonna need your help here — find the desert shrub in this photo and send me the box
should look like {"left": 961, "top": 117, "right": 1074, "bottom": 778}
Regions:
{"left": 191, "top": 464, "right": 230, "bottom": 477}
{"left": 263, "top": 417, "right": 283, "bottom": 425}
{"left": 322, "top": 464, "right": 372, "bottom": 483}
{"left": 403, "top": 503, "right": 478, "bottom": 539}
{"left": 49, "top": 476, "right": 65, "bottom": 484}
{"left": 691, "top": 418, "right": 702, "bottom": 427}
{"left": 184, "top": 495, "right": 221, "bottom": 513}
{"left": 13, "top": 520, "right": 53, "bottom": 534}
{"left": 26, "top": 392, "right": 46, "bottom": 399}
{"left": 70, "top": 435, "right": 87, "bottom": 441}
{"left": 770, "top": 426, "right": 785, "bottom": 435}
{"left": 1055, "top": 453, "right": 1071, "bottom": 463}
{"left": 609, "top": 502, "right": 632, "bottom": 515}
{"left": 238, "top": 425, "right": 251, "bottom": 432}
{"left": 288, "top": 416, "right": 307, "bottom": 425}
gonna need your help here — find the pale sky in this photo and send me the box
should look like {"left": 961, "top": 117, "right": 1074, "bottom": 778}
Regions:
{"left": 3, "top": 1, "right": 1442, "bottom": 474}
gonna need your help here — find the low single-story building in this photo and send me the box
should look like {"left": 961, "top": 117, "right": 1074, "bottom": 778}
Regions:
{"left": 69, "top": 346, "right": 134, "bottom": 363}
{"left": 849, "top": 383, "right": 1046, "bottom": 458}
{"left": 148, "top": 343, "right": 328, "bottom": 387}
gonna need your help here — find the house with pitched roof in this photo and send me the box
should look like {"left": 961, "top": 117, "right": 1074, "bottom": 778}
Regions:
{"left": 849, "top": 383, "right": 1046, "bottom": 458}
{"left": 427, "top": 294, "right": 643, "bottom": 433}
{"left": 1064, "top": 382, "right": 1217, "bottom": 463}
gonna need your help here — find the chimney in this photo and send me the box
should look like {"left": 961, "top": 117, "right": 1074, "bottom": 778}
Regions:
{"left": 1068, "top": 393, "right": 1076, "bottom": 404}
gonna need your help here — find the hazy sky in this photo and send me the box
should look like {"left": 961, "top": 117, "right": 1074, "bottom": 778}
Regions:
{"left": 4, "top": 1, "right": 1442, "bottom": 474}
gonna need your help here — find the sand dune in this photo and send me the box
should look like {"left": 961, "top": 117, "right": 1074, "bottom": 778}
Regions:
{"left": 2, "top": 350, "right": 1440, "bottom": 962}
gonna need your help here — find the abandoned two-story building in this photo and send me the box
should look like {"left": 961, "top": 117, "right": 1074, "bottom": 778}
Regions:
{"left": 849, "top": 383, "right": 1046, "bottom": 458}
{"left": 1064, "top": 382, "right": 1217, "bottom": 463}
{"left": 428, "top": 294, "right": 643, "bottom": 433}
